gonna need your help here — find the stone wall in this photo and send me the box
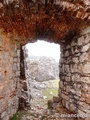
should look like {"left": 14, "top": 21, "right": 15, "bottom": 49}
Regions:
{"left": 59, "top": 31, "right": 90, "bottom": 117}
{"left": 0, "top": 33, "right": 20, "bottom": 120}
{"left": 0, "top": 27, "right": 90, "bottom": 120}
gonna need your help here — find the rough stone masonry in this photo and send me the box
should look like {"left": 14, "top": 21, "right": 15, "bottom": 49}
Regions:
{"left": 0, "top": 24, "right": 90, "bottom": 120}
{"left": 0, "top": 33, "right": 20, "bottom": 120}
{"left": 0, "top": 0, "right": 90, "bottom": 120}
{"left": 59, "top": 28, "right": 90, "bottom": 118}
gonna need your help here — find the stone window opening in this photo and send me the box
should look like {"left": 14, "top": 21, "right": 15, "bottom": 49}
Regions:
{"left": 19, "top": 40, "right": 60, "bottom": 110}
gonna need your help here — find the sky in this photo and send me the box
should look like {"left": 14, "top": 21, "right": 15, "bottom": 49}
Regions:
{"left": 26, "top": 40, "right": 60, "bottom": 62}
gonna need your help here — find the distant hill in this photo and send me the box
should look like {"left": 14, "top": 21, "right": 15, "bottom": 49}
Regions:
{"left": 25, "top": 56, "right": 59, "bottom": 81}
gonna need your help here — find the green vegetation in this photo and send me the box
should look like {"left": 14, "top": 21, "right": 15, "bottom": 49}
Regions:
{"left": 9, "top": 79, "right": 59, "bottom": 119}
{"left": 9, "top": 111, "right": 26, "bottom": 120}
{"left": 41, "top": 79, "right": 59, "bottom": 106}
{"left": 10, "top": 113, "right": 18, "bottom": 120}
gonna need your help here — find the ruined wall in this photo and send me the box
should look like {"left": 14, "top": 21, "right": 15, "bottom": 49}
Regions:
{"left": 0, "top": 25, "right": 90, "bottom": 120}
{"left": 0, "top": 32, "right": 20, "bottom": 120}
{"left": 59, "top": 29, "right": 90, "bottom": 117}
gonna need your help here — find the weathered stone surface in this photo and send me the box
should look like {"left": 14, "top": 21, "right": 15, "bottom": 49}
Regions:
{"left": 83, "top": 64, "right": 90, "bottom": 74}
{"left": 70, "top": 104, "right": 76, "bottom": 112}
{"left": 61, "top": 94, "right": 69, "bottom": 101}
{"left": 78, "top": 109, "right": 86, "bottom": 118}
{"left": 80, "top": 52, "right": 89, "bottom": 62}
{"left": 66, "top": 86, "right": 70, "bottom": 93}
{"left": 0, "top": 18, "right": 90, "bottom": 120}
{"left": 81, "top": 43, "right": 90, "bottom": 52}
{"left": 0, "top": 34, "right": 20, "bottom": 120}
{"left": 80, "top": 77, "right": 90, "bottom": 84}
{"left": 72, "top": 57, "right": 79, "bottom": 63}
{"left": 53, "top": 96, "right": 60, "bottom": 103}
{"left": 59, "top": 33, "right": 90, "bottom": 115}
{"left": 26, "top": 56, "right": 59, "bottom": 82}
{"left": 64, "top": 51, "right": 69, "bottom": 57}
{"left": 77, "top": 36, "right": 84, "bottom": 46}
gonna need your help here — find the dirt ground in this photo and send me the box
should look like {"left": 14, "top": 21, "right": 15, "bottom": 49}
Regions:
{"left": 13, "top": 102, "right": 84, "bottom": 120}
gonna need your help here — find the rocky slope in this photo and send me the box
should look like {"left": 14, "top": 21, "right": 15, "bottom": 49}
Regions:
{"left": 26, "top": 56, "right": 59, "bottom": 81}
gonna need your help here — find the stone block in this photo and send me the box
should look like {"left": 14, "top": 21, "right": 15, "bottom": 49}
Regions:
{"left": 2, "top": 52, "right": 9, "bottom": 60}
{"left": 0, "top": 52, "right": 2, "bottom": 59}
{"left": 10, "top": 57, "right": 13, "bottom": 64}
{"left": 66, "top": 86, "right": 70, "bottom": 92}
{"left": 17, "top": 50, "right": 20, "bottom": 57}
{"left": 71, "top": 74, "right": 80, "bottom": 82}
{"left": 65, "top": 77, "right": 70, "bottom": 82}
{"left": 77, "top": 36, "right": 84, "bottom": 46}
{"left": 48, "top": 99, "right": 54, "bottom": 109}
{"left": 62, "top": 99, "right": 66, "bottom": 106}
{"left": 71, "top": 40, "right": 76, "bottom": 47}
{"left": 82, "top": 64, "right": 90, "bottom": 73}
{"left": 59, "top": 81, "right": 64, "bottom": 88}
{"left": 70, "top": 104, "right": 76, "bottom": 111}
{"left": 71, "top": 47, "right": 74, "bottom": 54}
{"left": 17, "top": 57, "right": 20, "bottom": 63}
{"left": 13, "top": 58, "right": 18, "bottom": 63}
{"left": 80, "top": 77, "right": 90, "bottom": 84}
{"left": 85, "top": 95, "right": 90, "bottom": 104}
{"left": 58, "top": 89, "right": 62, "bottom": 96}
{"left": 78, "top": 109, "right": 87, "bottom": 118}
{"left": 1, "top": 111, "right": 6, "bottom": 118}
{"left": 65, "top": 65, "right": 70, "bottom": 73}
{"left": 0, "top": 36, "right": 3, "bottom": 46}
{"left": 65, "top": 101, "right": 70, "bottom": 110}
{"left": 84, "top": 35, "right": 90, "bottom": 44}
{"left": 81, "top": 84, "right": 88, "bottom": 92}
{"left": 0, "top": 75, "right": 4, "bottom": 81}
{"left": 16, "top": 71, "right": 20, "bottom": 77}
{"left": 80, "top": 52, "right": 89, "bottom": 62}
{"left": 2, "top": 115, "right": 9, "bottom": 120}
{"left": 81, "top": 43, "right": 90, "bottom": 52}
{"left": 80, "top": 97, "right": 85, "bottom": 102}
{"left": 78, "top": 102, "right": 89, "bottom": 110}
{"left": 13, "top": 63, "right": 17, "bottom": 71}
{"left": 74, "top": 47, "right": 79, "bottom": 53}
{"left": 72, "top": 57, "right": 79, "bottom": 63}
{"left": 70, "top": 98, "right": 74, "bottom": 103}
{"left": 70, "top": 89, "right": 81, "bottom": 97}
{"left": 64, "top": 51, "right": 69, "bottom": 57}
{"left": 22, "top": 81, "right": 27, "bottom": 91}
{"left": 53, "top": 96, "right": 60, "bottom": 103}
{"left": 70, "top": 64, "right": 78, "bottom": 73}
{"left": 0, "top": 60, "right": 2, "bottom": 67}
{"left": 66, "top": 44, "right": 70, "bottom": 49}
{"left": 0, "top": 67, "right": 2, "bottom": 72}
{"left": 61, "top": 93, "right": 69, "bottom": 101}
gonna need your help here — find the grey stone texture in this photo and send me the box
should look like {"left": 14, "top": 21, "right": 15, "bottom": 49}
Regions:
{"left": 0, "top": 28, "right": 90, "bottom": 120}
{"left": 25, "top": 55, "right": 59, "bottom": 82}
{"left": 0, "top": 35, "right": 20, "bottom": 120}
{"left": 59, "top": 33, "right": 90, "bottom": 117}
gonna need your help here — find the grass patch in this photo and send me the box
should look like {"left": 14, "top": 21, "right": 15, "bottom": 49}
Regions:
{"left": 41, "top": 79, "right": 59, "bottom": 106}
{"left": 10, "top": 113, "right": 17, "bottom": 120}
{"left": 9, "top": 111, "right": 25, "bottom": 120}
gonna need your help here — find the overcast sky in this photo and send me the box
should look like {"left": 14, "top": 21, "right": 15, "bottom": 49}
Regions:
{"left": 26, "top": 40, "right": 60, "bottom": 62}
